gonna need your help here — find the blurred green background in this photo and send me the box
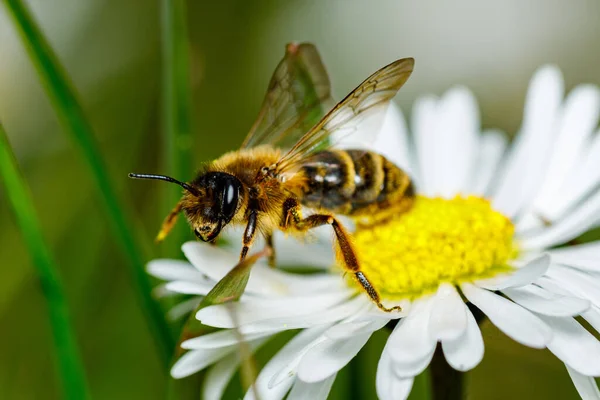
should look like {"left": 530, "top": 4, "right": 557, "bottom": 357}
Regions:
{"left": 1, "top": 0, "right": 600, "bottom": 398}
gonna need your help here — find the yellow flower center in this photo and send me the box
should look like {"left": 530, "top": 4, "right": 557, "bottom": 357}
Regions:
{"left": 351, "top": 196, "right": 517, "bottom": 299}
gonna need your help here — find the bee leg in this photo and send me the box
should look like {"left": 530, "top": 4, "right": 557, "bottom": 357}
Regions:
{"left": 240, "top": 208, "right": 258, "bottom": 261}
{"left": 283, "top": 199, "right": 401, "bottom": 313}
{"left": 265, "top": 233, "right": 276, "bottom": 268}
{"left": 156, "top": 202, "right": 182, "bottom": 242}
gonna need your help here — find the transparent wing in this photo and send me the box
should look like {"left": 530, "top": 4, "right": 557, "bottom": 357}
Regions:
{"left": 241, "top": 43, "right": 335, "bottom": 151}
{"left": 274, "top": 57, "right": 414, "bottom": 173}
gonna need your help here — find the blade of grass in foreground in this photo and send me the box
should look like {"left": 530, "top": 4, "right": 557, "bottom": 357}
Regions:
{"left": 161, "top": 0, "right": 194, "bottom": 254}
{"left": 0, "top": 123, "right": 90, "bottom": 400}
{"left": 3, "top": 0, "right": 175, "bottom": 366}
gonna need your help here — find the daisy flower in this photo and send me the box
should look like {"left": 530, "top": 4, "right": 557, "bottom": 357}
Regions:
{"left": 149, "top": 65, "right": 600, "bottom": 399}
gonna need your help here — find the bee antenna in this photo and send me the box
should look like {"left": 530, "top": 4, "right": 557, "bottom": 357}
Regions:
{"left": 128, "top": 173, "right": 200, "bottom": 196}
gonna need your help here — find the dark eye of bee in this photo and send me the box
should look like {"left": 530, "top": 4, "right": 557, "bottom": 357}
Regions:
{"left": 220, "top": 181, "right": 239, "bottom": 222}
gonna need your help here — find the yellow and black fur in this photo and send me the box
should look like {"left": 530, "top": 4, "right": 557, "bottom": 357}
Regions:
{"left": 300, "top": 149, "right": 414, "bottom": 224}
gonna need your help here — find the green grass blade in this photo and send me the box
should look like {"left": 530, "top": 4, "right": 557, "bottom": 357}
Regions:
{"left": 3, "top": 0, "right": 175, "bottom": 366}
{"left": 0, "top": 123, "right": 90, "bottom": 400}
{"left": 161, "top": 0, "right": 194, "bottom": 254}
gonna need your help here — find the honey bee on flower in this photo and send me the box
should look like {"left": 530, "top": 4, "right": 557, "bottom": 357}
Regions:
{"left": 148, "top": 46, "right": 600, "bottom": 400}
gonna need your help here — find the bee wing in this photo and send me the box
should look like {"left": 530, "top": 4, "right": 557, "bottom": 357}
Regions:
{"left": 241, "top": 43, "right": 335, "bottom": 151}
{"left": 274, "top": 58, "right": 414, "bottom": 174}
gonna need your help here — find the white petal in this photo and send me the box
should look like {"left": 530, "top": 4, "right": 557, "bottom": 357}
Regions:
{"left": 165, "top": 280, "right": 212, "bottom": 295}
{"left": 373, "top": 102, "right": 413, "bottom": 174}
{"left": 273, "top": 236, "right": 334, "bottom": 269}
{"left": 196, "top": 290, "right": 352, "bottom": 329}
{"left": 514, "top": 212, "right": 545, "bottom": 234}
{"left": 181, "top": 329, "right": 272, "bottom": 350}
{"left": 582, "top": 306, "right": 600, "bottom": 333}
{"left": 412, "top": 95, "right": 438, "bottom": 194}
{"left": 547, "top": 241, "right": 600, "bottom": 273}
{"left": 238, "top": 295, "right": 368, "bottom": 335}
{"left": 267, "top": 326, "right": 331, "bottom": 389}
{"left": 147, "top": 259, "right": 206, "bottom": 282}
{"left": 202, "top": 351, "right": 240, "bottom": 400}
{"left": 288, "top": 375, "right": 336, "bottom": 400}
{"left": 461, "top": 283, "right": 552, "bottom": 348}
{"left": 297, "top": 331, "right": 372, "bottom": 382}
{"left": 171, "top": 346, "right": 237, "bottom": 379}
{"left": 541, "top": 316, "right": 600, "bottom": 376}
{"left": 545, "top": 266, "right": 600, "bottom": 308}
{"left": 469, "top": 129, "right": 508, "bottom": 196}
{"left": 520, "top": 189, "right": 600, "bottom": 250}
{"left": 202, "top": 339, "right": 267, "bottom": 400}
{"left": 245, "top": 326, "right": 329, "bottom": 400}
{"left": 387, "top": 296, "right": 437, "bottom": 365}
{"left": 270, "top": 271, "right": 348, "bottom": 297}
{"left": 377, "top": 348, "right": 414, "bottom": 400}
{"left": 491, "top": 65, "right": 564, "bottom": 217}
{"left": 475, "top": 254, "right": 549, "bottom": 290}
{"left": 502, "top": 285, "right": 590, "bottom": 317}
{"left": 441, "top": 307, "right": 484, "bottom": 371}
{"left": 184, "top": 241, "right": 300, "bottom": 296}
{"left": 151, "top": 282, "right": 173, "bottom": 298}
{"left": 531, "top": 85, "right": 600, "bottom": 213}
{"left": 392, "top": 348, "right": 435, "bottom": 378}
{"left": 167, "top": 297, "right": 201, "bottom": 321}
{"left": 325, "top": 315, "right": 390, "bottom": 340}
{"left": 546, "top": 129, "right": 600, "bottom": 220}
{"left": 183, "top": 241, "right": 237, "bottom": 282}
{"left": 566, "top": 366, "right": 600, "bottom": 400}
{"left": 431, "top": 87, "right": 480, "bottom": 197}
{"left": 429, "top": 283, "right": 467, "bottom": 341}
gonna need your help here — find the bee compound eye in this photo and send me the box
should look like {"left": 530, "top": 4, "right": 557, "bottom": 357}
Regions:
{"left": 220, "top": 182, "right": 239, "bottom": 222}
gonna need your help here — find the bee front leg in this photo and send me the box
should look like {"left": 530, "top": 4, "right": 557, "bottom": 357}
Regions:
{"left": 240, "top": 208, "right": 258, "bottom": 261}
{"left": 282, "top": 198, "right": 401, "bottom": 313}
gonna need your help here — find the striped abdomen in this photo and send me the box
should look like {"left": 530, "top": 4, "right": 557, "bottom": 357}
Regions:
{"left": 299, "top": 150, "right": 415, "bottom": 221}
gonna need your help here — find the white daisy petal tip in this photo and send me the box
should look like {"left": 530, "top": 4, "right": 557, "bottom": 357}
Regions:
{"left": 392, "top": 348, "right": 436, "bottom": 378}
{"left": 441, "top": 307, "right": 485, "bottom": 372}
{"left": 503, "top": 285, "right": 591, "bottom": 318}
{"left": 475, "top": 253, "right": 550, "bottom": 290}
{"left": 442, "top": 85, "right": 478, "bottom": 112}
{"left": 461, "top": 283, "right": 553, "bottom": 349}
{"left": 530, "top": 64, "right": 564, "bottom": 91}
{"left": 195, "top": 305, "right": 233, "bottom": 328}
{"left": 146, "top": 258, "right": 198, "bottom": 280}
{"left": 165, "top": 280, "right": 209, "bottom": 296}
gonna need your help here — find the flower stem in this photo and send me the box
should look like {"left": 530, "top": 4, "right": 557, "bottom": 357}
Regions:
{"left": 4, "top": 0, "right": 175, "bottom": 367}
{"left": 0, "top": 123, "right": 90, "bottom": 399}
{"left": 429, "top": 345, "right": 463, "bottom": 400}
{"left": 160, "top": 0, "right": 194, "bottom": 254}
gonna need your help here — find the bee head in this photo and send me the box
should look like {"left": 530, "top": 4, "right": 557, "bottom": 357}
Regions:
{"left": 183, "top": 172, "right": 243, "bottom": 242}
{"left": 128, "top": 171, "right": 243, "bottom": 242}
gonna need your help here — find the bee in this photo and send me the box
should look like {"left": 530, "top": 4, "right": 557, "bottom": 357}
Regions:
{"left": 130, "top": 43, "right": 414, "bottom": 312}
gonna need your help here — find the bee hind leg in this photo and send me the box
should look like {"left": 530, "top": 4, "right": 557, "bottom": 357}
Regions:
{"left": 283, "top": 198, "right": 401, "bottom": 313}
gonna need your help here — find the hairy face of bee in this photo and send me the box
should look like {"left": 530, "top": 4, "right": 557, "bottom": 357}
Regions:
{"left": 182, "top": 172, "right": 243, "bottom": 242}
